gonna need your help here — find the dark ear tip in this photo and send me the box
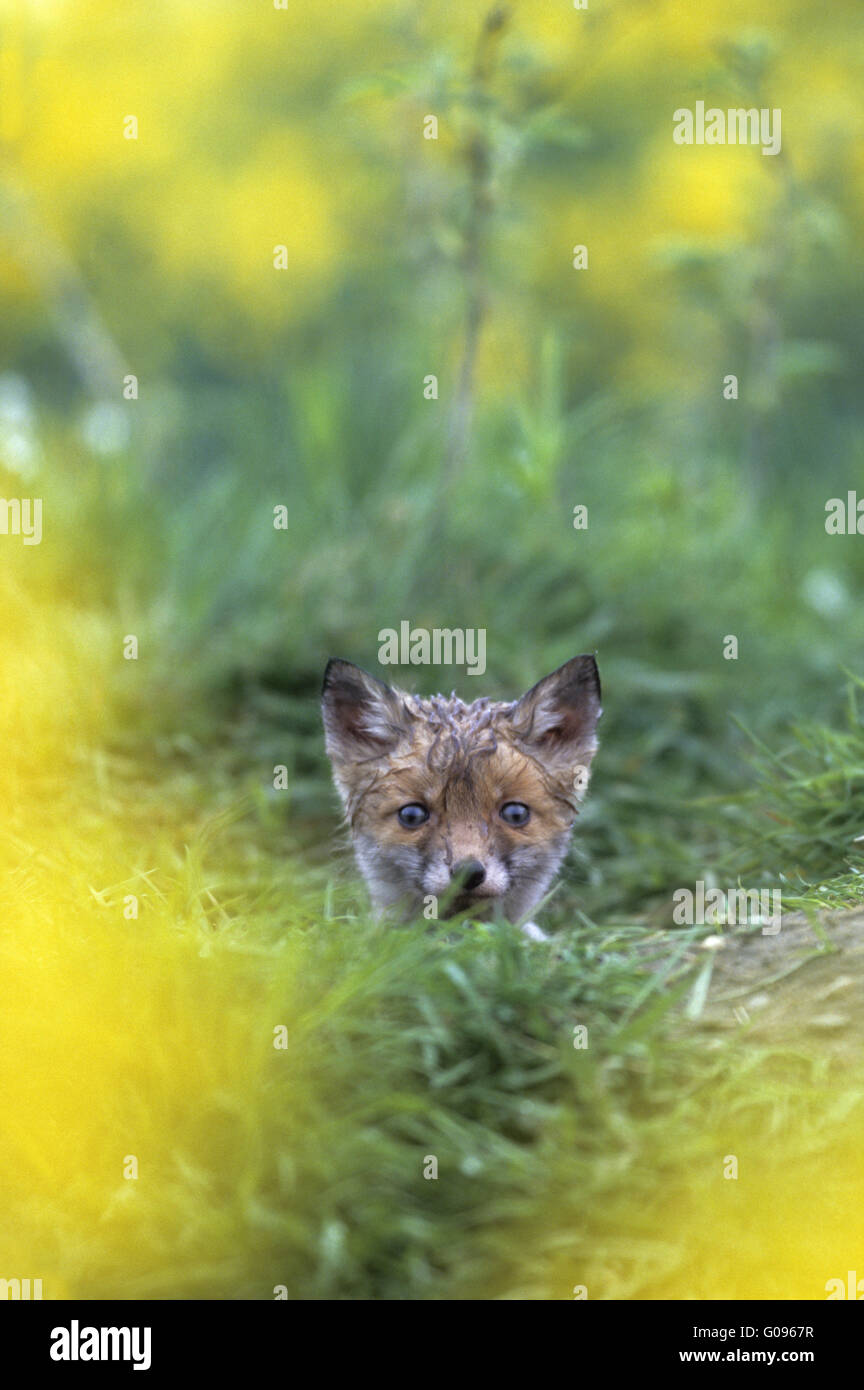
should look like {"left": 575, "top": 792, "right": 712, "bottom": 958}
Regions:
{"left": 560, "top": 653, "right": 601, "bottom": 701}
{"left": 577, "top": 653, "right": 601, "bottom": 701}
{"left": 322, "top": 657, "right": 353, "bottom": 695}
{"left": 322, "top": 658, "right": 396, "bottom": 704}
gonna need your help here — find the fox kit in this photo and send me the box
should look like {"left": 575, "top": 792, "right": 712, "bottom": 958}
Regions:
{"left": 321, "top": 655, "right": 601, "bottom": 934}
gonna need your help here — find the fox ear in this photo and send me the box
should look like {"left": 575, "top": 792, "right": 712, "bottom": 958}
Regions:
{"left": 321, "top": 659, "right": 408, "bottom": 763}
{"left": 509, "top": 656, "right": 601, "bottom": 776}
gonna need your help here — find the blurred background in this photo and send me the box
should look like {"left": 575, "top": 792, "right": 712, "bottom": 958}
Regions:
{"left": 2, "top": 0, "right": 864, "bottom": 914}
{"left": 2, "top": 0, "right": 864, "bottom": 1301}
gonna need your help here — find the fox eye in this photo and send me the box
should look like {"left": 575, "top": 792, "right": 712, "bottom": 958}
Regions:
{"left": 397, "top": 803, "right": 429, "bottom": 829}
{"left": 500, "top": 801, "right": 530, "bottom": 827}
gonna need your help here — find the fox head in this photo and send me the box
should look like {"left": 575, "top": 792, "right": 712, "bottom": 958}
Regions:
{"left": 321, "top": 655, "right": 601, "bottom": 924}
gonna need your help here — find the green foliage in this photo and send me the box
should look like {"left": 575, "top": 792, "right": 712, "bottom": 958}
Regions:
{"left": 4, "top": 0, "right": 864, "bottom": 1300}
{"left": 723, "top": 678, "right": 864, "bottom": 904}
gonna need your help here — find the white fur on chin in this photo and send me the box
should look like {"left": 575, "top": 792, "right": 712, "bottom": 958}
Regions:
{"left": 521, "top": 921, "right": 549, "bottom": 942}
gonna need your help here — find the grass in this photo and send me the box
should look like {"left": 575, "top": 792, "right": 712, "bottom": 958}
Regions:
{"left": 3, "top": 608, "right": 864, "bottom": 1299}
{"left": 4, "top": 0, "right": 864, "bottom": 1302}
{"left": 3, "top": 368, "right": 864, "bottom": 1298}
{"left": 3, "top": 373, "right": 864, "bottom": 1297}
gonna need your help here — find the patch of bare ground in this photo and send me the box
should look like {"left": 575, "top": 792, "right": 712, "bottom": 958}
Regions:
{"left": 673, "top": 909, "right": 864, "bottom": 1063}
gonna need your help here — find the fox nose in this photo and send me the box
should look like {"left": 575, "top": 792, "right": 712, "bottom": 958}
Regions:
{"left": 451, "top": 858, "right": 486, "bottom": 892}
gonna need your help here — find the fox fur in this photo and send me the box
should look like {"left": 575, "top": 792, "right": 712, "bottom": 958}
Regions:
{"left": 321, "top": 655, "right": 601, "bottom": 934}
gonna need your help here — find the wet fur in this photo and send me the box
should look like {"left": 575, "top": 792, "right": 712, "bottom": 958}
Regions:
{"left": 322, "top": 656, "right": 601, "bottom": 929}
